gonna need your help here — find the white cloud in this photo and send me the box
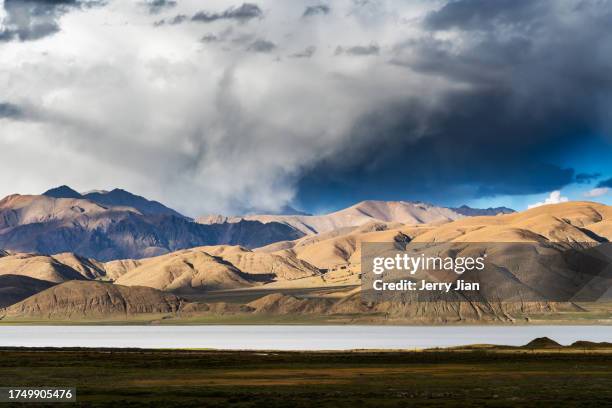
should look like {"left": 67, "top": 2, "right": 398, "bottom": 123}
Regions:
{"left": 528, "top": 191, "right": 569, "bottom": 209}
{"left": 584, "top": 187, "right": 610, "bottom": 198}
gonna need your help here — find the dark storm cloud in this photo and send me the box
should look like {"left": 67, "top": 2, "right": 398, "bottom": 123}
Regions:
{"left": 247, "top": 38, "right": 275, "bottom": 53}
{"left": 297, "top": 89, "right": 579, "bottom": 207}
{"left": 0, "top": 0, "right": 102, "bottom": 42}
{"left": 0, "top": 102, "right": 25, "bottom": 119}
{"left": 297, "top": 0, "right": 612, "bottom": 208}
{"left": 144, "top": 0, "right": 177, "bottom": 14}
{"left": 192, "top": 3, "right": 263, "bottom": 23}
{"left": 576, "top": 173, "right": 601, "bottom": 184}
{"left": 303, "top": 5, "right": 330, "bottom": 17}
{"left": 597, "top": 178, "right": 612, "bottom": 188}
{"left": 335, "top": 44, "right": 379, "bottom": 56}
{"left": 424, "top": 0, "right": 549, "bottom": 31}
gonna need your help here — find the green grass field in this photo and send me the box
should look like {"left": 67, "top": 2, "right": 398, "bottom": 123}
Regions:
{"left": 1, "top": 348, "right": 612, "bottom": 407}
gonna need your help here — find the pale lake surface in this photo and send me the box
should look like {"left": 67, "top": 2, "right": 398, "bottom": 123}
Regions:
{"left": 0, "top": 326, "right": 611, "bottom": 350}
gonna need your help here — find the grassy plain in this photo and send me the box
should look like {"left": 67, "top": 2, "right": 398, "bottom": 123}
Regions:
{"left": 1, "top": 348, "right": 612, "bottom": 407}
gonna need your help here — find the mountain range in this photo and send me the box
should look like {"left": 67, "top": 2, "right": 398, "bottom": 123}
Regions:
{"left": 197, "top": 200, "right": 465, "bottom": 235}
{"left": 0, "top": 191, "right": 610, "bottom": 323}
{"left": 197, "top": 201, "right": 515, "bottom": 235}
{"left": 0, "top": 192, "right": 301, "bottom": 260}
{"left": 0, "top": 186, "right": 514, "bottom": 261}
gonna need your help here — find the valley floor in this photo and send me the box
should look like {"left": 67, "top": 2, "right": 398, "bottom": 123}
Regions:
{"left": 1, "top": 348, "right": 611, "bottom": 407}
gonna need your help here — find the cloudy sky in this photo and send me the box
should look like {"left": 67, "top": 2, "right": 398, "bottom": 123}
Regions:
{"left": 1, "top": 0, "right": 612, "bottom": 216}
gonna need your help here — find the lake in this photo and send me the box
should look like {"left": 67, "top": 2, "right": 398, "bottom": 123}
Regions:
{"left": 0, "top": 325, "right": 611, "bottom": 350}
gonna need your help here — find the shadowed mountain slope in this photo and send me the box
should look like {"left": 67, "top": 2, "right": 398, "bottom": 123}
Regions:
{"left": 83, "top": 188, "right": 187, "bottom": 219}
{"left": 115, "top": 249, "right": 258, "bottom": 293}
{"left": 0, "top": 253, "right": 89, "bottom": 283}
{"left": 42, "top": 185, "right": 82, "bottom": 199}
{"left": 114, "top": 245, "right": 321, "bottom": 293}
{"left": 0, "top": 194, "right": 303, "bottom": 261}
{"left": 450, "top": 205, "right": 515, "bottom": 216}
{"left": 2, "top": 281, "right": 185, "bottom": 319}
{"left": 0, "top": 275, "right": 56, "bottom": 308}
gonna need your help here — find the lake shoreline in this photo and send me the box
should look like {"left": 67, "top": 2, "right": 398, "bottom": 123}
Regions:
{"left": 1, "top": 325, "right": 611, "bottom": 350}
